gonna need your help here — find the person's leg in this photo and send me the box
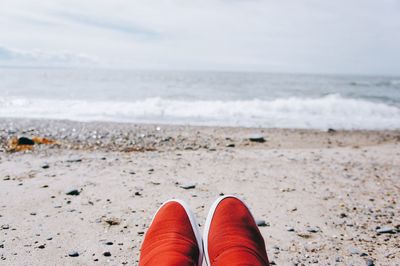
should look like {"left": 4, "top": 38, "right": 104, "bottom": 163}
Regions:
{"left": 139, "top": 200, "right": 203, "bottom": 266}
{"left": 203, "top": 195, "right": 269, "bottom": 266}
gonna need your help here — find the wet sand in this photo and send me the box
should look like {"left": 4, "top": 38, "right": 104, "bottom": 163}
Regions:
{"left": 0, "top": 118, "right": 399, "bottom": 265}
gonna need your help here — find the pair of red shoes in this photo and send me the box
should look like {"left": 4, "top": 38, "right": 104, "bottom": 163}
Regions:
{"left": 139, "top": 195, "right": 270, "bottom": 265}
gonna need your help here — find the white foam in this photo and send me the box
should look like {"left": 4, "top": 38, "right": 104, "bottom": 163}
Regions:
{"left": 0, "top": 94, "right": 399, "bottom": 130}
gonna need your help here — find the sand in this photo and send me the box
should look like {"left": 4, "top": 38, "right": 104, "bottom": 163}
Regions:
{"left": 0, "top": 118, "right": 399, "bottom": 265}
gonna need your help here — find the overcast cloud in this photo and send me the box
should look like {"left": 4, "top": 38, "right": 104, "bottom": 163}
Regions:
{"left": 0, "top": 0, "right": 399, "bottom": 75}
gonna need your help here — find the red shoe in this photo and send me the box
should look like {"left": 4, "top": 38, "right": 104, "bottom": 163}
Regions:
{"left": 203, "top": 196, "right": 269, "bottom": 266}
{"left": 139, "top": 200, "right": 203, "bottom": 266}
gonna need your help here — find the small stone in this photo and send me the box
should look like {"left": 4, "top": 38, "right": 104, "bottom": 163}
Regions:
{"left": 68, "top": 251, "right": 79, "bottom": 257}
{"left": 327, "top": 128, "right": 336, "bottom": 133}
{"left": 297, "top": 232, "right": 312, "bottom": 239}
{"left": 105, "top": 241, "right": 113, "bottom": 245}
{"left": 104, "top": 218, "right": 120, "bottom": 226}
{"left": 256, "top": 220, "right": 269, "bottom": 227}
{"left": 66, "top": 189, "right": 80, "bottom": 196}
{"left": 248, "top": 134, "right": 266, "bottom": 143}
{"left": 339, "top": 213, "right": 347, "bottom": 218}
{"left": 37, "top": 244, "right": 45, "bottom": 249}
{"left": 41, "top": 164, "right": 50, "bottom": 169}
{"left": 366, "top": 259, "right": 374, "bottom": 266}
{"left": 3, "top": 177, "right": 10, "bottom": 181}
{"left": 1, "top": 224, "right": 10, "bottom": 230}
{"left": 17, "top": 137, "right": 35, "bottom": 145}
{"left": 306, "top": 226, "right": 320, "bottom": 233}
{"left": 66, "top": 158, "right": 82, "bottom": 163}
{"left": 180, "top": 184, "right": 196, "bottom": 190}
{"left": 103, "top": 251, "right": 111, "bottom": 257}
{"left": 226, "top": 143, "right": 235, "bottom": 148}
{"left": 376, "top": 227, "right": 396, "bottom": 234}
{"left": 349, "top": 247, "right": 360, "bottom": 255}
{"left": 287, "top": 227, "right": 295, "bottom": 232}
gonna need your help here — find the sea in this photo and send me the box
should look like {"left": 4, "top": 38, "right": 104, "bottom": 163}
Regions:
{"left": 0, "top": 67, "right": 399, "bottom": 130}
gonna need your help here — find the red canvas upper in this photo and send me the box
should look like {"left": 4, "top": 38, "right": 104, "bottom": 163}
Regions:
{"left": 139, "top": 201, "right": 200, "bottom": 266}
{"left": 206, "top": 197, "right": 269, "bottom": 266}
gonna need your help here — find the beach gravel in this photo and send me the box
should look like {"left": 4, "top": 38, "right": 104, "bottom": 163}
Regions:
{"left": 0, "top": 118, "right": 399, "bottom": 265}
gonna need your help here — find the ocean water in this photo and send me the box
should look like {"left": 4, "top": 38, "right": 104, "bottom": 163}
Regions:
{"left": 0, "top": 68, "right": 399, "bottom": 130}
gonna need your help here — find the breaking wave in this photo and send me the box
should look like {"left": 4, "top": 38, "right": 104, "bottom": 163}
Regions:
{"left": 1, "top": 94, "right": 399, "bottom": 130}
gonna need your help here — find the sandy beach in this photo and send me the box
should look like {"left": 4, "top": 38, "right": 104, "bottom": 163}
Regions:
{"left": 0, "top": 118, "right": 399, "bottom": 265}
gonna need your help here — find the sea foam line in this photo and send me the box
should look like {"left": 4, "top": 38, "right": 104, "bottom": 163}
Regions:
{"left": 0, "top": 94, "right": 399, "bottom": 130}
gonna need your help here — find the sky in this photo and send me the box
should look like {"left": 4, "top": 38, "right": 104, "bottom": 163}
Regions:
{"left": 0, "top": 0, "right": 399, "bottom": 75}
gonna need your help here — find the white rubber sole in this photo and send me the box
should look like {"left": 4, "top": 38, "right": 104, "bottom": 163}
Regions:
{"left": 202, "top": 195, "right": 254, "bottom": 266}
{"left": 146, "top": 199, "right": 204, "bottom": 266}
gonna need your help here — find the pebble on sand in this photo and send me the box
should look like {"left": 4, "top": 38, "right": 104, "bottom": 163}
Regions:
{"left": 66, "top": 189, "right": 80, "bottom": 196}
{"left": 376, "top": 227, "right": 396, "bottom": 234}
{"left": 103, "top": 251, "right": 111, "bottom": 257}
{"left": 1, "top": 225, "right": 10, "bottom": 230}
{"left": 306, "top": 226, "right": 320, "bottom": 233}
{"left": 179, "top": 184, "right": 196, "bottom": 190}
{"left": 366, "top": 258, "right": 375, "bottom": 266}
{"left": 256, "top": 220, "right": 269, "bottom": 227}
{"left": 248, "top": 134, "right": 266, "bottom": 143}
{"left": 68, "top": 251, "right": 79, "bottom": 257}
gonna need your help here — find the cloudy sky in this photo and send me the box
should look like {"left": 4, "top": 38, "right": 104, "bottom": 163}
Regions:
{"left": 0, "top": 0, "right": 399, "bottom": 75}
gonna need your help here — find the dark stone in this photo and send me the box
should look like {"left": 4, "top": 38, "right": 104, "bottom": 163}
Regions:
{"left": 226, "top": 143, "right": 235, "bottom": 148}
{"left": 287, "top": 227, "right": 295, "bottom": 232}
{"left": 17, "top": 137, "right": 34, "bottom": 145}
{"left": 376, "top": 227, "right": 396, "bottom": 234}
{"left": 327, "top": 128, "right": 336, "bottom": 133}
{"left": 180, "top": 184, "right": 196, "bottom": 190}
{"left": 306, "top": 226, "right": 320, "bottom": 233}
{"left": 66, "top": 189, "right": 80, "bottom": 196}
{"left": 37, "top": 244, "right": 45, "bottom": 249}
{"left": 41, "top": 164, "right": 50, "bottom": 169}
{"left": 1, "top": 225, "right": 10, "bottom": 230}
{"left": 103, "top": 251, "right": 111, "bottom": 257}
{"left": 105, "top": 241, "right": 113, "bottom": 246}
{"left": 256, "top": 220, "right": 269, "bottom": 227}
{"left": 66, "top": 158, "right": 82, "bottom": 163}
{"left": 248, "top": 135, "right": 266, "bottom": 143}
{"left": 68, "top": 251, "right": 79, "bottom": 257}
